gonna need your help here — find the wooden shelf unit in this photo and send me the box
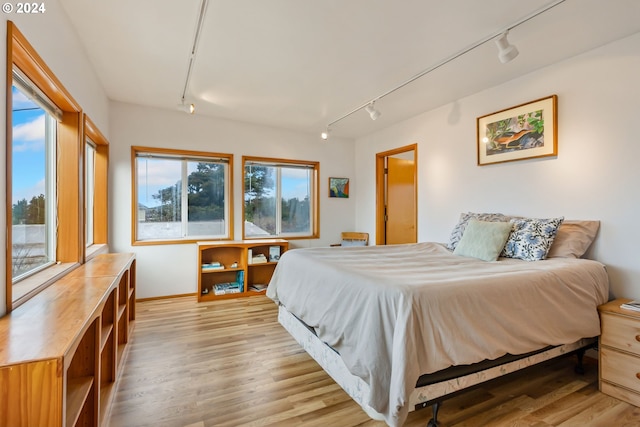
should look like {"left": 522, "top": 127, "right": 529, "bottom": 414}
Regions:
{"left": 197, "top": 239, "right": 288, "bottom": 302}
{"left": 0, "top": 253, "right": 136, "bottom": 427}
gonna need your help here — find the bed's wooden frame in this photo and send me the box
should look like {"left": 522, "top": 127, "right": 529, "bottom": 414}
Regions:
{"left": 278, "top": 305, "right": 595, "bottom": 426}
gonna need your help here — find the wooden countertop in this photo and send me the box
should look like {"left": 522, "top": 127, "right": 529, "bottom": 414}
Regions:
{"left": 0, "top": 253, "right": 134, "bottom": 366}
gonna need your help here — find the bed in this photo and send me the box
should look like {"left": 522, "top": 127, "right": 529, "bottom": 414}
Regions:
{"left": 266, "top": 217, "right": 609, "bottom": 426}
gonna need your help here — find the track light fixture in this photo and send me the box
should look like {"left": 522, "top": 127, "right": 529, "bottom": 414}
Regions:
{"left": 321, "top": 127, "right": 330, "bottom": 140}
{"left": 365, "top": 102, "right": 381, "bottom": 121}
{"left": 178, "top": 102, "right": 196, "bottom": 114}
{"left": 320, "top": 0, "right": 566, "bottom": 137}
{"left": 178, "top": 0, "right": 207, "bottom": 117}
{"left": 495, "top": 31, "right": 519, "bottom": 64}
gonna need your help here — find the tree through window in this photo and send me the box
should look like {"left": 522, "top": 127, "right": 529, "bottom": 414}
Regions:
{"left": 11, "top": 73, "right": 57, "bottom": 281}
{"left": 133, "top": 147, "right": 232, "bottom": 243}
{"left": 243, "top": 157, "right": 319, "bottom": 239}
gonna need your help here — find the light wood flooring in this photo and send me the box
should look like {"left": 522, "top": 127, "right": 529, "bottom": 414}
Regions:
{"left": 107, "top": 296, "right": 640, "bottom": 427}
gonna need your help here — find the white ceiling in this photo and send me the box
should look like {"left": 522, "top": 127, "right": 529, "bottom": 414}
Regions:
{"left": 59, "top": 0, "right": 640, "bottom": 139}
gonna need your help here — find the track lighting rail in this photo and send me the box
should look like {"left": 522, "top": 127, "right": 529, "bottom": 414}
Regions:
{"left": 321, "top": 0, "right": 566, "bottom": 138}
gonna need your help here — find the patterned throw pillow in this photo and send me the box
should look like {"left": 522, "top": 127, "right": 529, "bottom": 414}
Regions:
{"left": 448, "top": 212, "right": 509, "bottom": 250}
{"left": 502, "top": 217, "right": 564, "bottom": 261}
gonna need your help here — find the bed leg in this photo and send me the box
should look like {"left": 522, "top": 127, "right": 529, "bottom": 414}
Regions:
{"left": 574, "top": 348, "right": 586, "bottom": 375}
{"left": 427, "top": 402, "right": 440, "bottom": 427}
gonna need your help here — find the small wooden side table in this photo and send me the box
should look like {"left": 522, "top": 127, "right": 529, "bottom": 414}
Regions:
{"left": 599, "top": 298, "right": 640, "bottom": 406}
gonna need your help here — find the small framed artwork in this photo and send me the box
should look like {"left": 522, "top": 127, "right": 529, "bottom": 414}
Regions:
{"left": 329, "top": 177, "right": 349, "bottom": 198}
{"left": 477, "top": 95, "right": 557, "bottom": 166}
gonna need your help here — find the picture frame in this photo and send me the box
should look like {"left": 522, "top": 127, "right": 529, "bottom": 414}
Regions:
{"left": 477, "top": 95, "right": 557, "bottom": 166}
{"left": 269, "top": 246, "right": 281, "bottom": 262}
{"left": 329, "top": 177, "right": 349, "bottom": 198}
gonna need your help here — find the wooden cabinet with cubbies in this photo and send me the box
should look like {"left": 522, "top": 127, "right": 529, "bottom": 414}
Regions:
{"left": 65, "top": 317, "right": 98, "bottom": 427}
{"left": 0, "top": 252, "right": 136, "bottom": 427}
{"left": 197, "top": 239, "right": 288, "bottom": 302}
{"left": 99, "top": 288, "right": 117, "bottom": 425}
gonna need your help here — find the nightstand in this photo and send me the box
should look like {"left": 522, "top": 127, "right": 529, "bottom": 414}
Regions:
{"left": 598, "top": 298, "right": 640, "bottom": 406}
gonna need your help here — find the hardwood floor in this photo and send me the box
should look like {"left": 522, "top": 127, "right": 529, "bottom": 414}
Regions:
{"left": 107, "top": 296, "right": 640, "bottom": 427}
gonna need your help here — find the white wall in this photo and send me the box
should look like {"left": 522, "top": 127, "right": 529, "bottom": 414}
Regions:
{"left": 2, "top": 5, "right": 637, "bottom": 305}
{"left": 4, "top": 8, "right": 110, "bottom": 133}
{"left": 109, "top": 102, "right": 356, "bottom": 299}
{"left": 354, "top": 32, "right": 640, "bottom": 300}
{"left": 0, "top": 3, "right": 110, "bottom": 316}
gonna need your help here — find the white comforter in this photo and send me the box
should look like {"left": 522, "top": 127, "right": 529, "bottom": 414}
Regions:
{"left": 266, "top": 242, "right": 609, "bottom": 426}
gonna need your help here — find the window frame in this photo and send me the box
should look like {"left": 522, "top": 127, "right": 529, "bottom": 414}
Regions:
{"left": 85, "top": 139, "right": 96, "bottom": 247}
{"left": 242, "top": 156, "right": 319, "bottom": 240}
{"left": 10, "top": 87, "right": 58, "bottom": 283}
{"left": 5, "top": 22, "right": 84, "bottom": 312}
{"left": 83, "top": 115, "right": 109, "bottom": 261}
{"left": 131, "top": 146, "right": 234, "bottom": 245}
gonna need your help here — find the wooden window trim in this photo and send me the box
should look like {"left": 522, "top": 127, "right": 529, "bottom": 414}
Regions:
{"left": 6, "top": 22, "right": 83, "bottom": 312}
{"left": 57, "top": 111, "right": 83, "bottom": 262}
{"left": 131, "top": 146, "right": 234, "bottom": 245}
{"left": 242, "top": 155, "right": 320, "bottom": 240}
{"left": 8, "top": 22, "right": 80, "bottom": 112}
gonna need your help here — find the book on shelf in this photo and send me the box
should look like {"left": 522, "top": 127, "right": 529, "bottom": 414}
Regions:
{"left": 249, "top": 283, "right": 268, "bottom": 292}
{"left": 251, "top": 253, "right": 268, "bottom": 264}
{"left": 202, "top": 262, "right": 224, "bottom": 271}
{"left": 236, "top": 270, "right": 244, "bottom": 289}
{"left": 620, "top": 300, "right": 640, "bottom": 312}
{"left": 213, "top": 282, "right": 243, "bottom": 295}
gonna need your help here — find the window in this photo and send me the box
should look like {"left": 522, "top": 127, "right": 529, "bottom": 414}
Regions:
{"left": 6, "top": 22, "right": 84, "bottom": 312}
{"left": 83, "top": 115, "right": 110, "bottom": 259}
{"left": 133, "top": 147, "right": 233, "bottom": 243}
{"left": 11, "top": 73, "right": 58, "bottom": 281}
{"left": 243, "top": 157, "right": 319, "bottom": 239}
{"left": 85, "top": 140, "right": 96, "bottom": 247}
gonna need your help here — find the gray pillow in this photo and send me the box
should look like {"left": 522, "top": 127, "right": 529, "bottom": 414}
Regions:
{"left": 453, "top": 219, "right": 512, "bottom": 261}
{"left": 546, "top": 220, "right": 600, "bottom": 258}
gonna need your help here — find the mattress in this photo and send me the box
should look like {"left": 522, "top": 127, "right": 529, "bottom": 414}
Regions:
{"left": 267, "top": 242, "right": 609, "bottom": 426}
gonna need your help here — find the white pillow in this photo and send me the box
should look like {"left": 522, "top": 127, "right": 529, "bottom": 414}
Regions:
{"left": 341, "top": 239, "right": 367, "bottom": 247}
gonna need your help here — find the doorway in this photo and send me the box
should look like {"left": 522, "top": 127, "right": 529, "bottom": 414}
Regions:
{"left": 376, "top": 144, "right": 417, "bottom": 245}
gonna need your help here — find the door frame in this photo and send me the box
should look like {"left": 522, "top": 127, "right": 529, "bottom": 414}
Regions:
{"left": 375, "top": 143, "right": 418, "bottom": 245}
